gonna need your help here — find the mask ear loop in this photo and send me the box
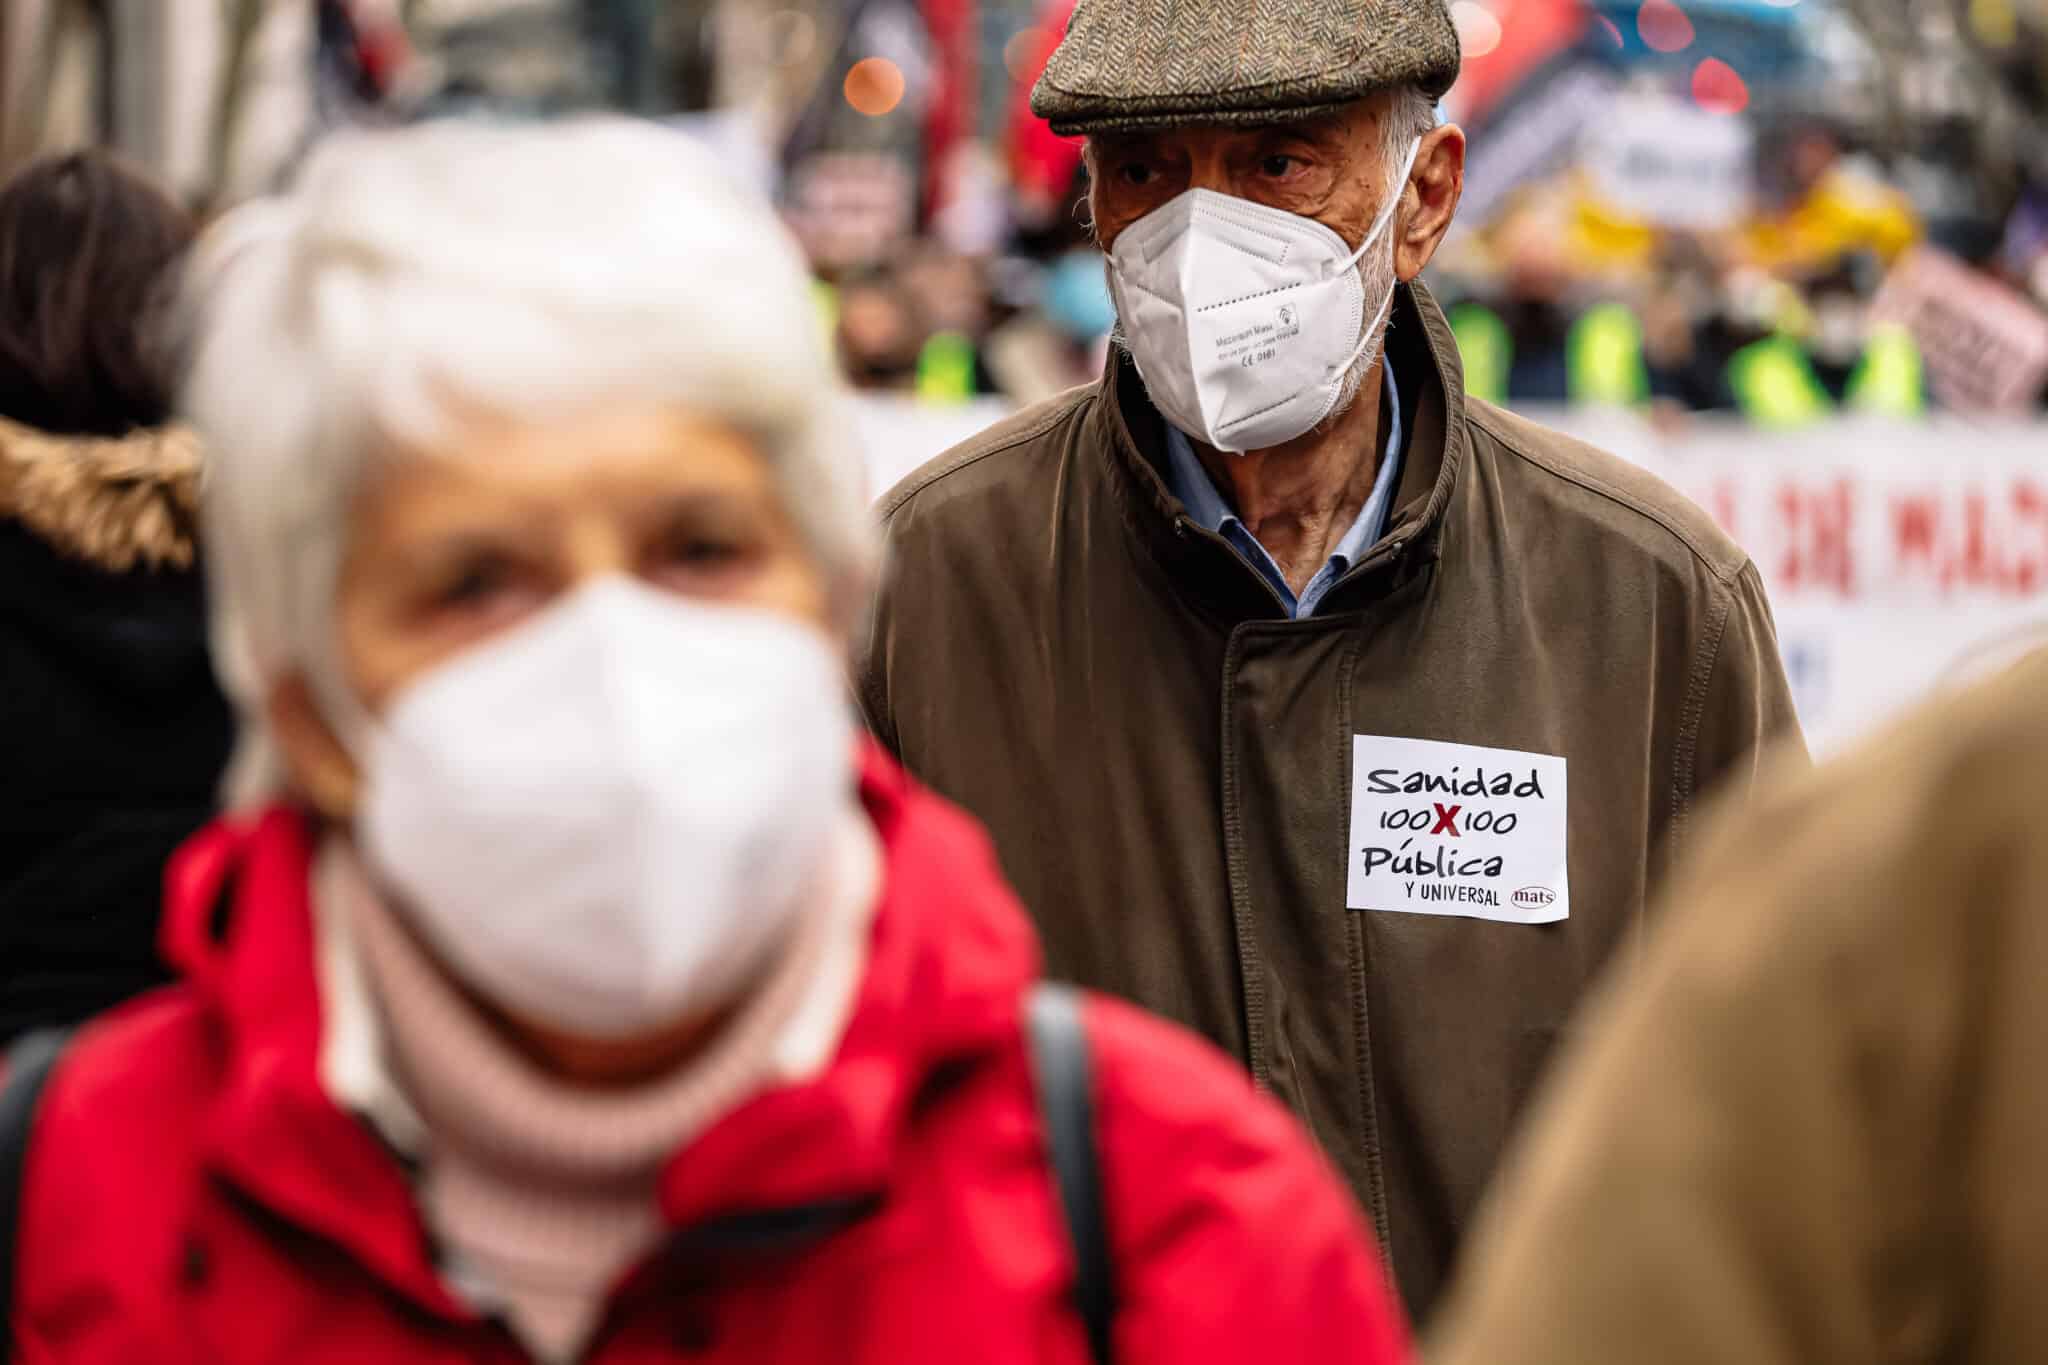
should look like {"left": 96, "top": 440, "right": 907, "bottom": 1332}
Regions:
{"left": 1334, "top": 136, "right": 1425, "bottom": 276}
{"left": 1330, "top": 284, "right": 1402, "bottom": 379}
{"left": 1326, "top": 135, "right": 1425, "bottom": 377}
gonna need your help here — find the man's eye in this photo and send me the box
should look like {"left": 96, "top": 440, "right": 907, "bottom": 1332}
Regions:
{"left": 1117, "top": 162, "right": 1156, "bottom": 187}
{"left": 1260, "top": 155, "right": 1303, "bottom": 178}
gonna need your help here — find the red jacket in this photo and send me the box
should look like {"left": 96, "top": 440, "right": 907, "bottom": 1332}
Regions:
{"left": 9, "top": 748, "right": 1408, "bottom": 1363}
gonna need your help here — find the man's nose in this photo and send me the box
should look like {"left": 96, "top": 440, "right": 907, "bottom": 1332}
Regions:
{"left": 1187, "top": 150, "right": 1236, "bottom": 196}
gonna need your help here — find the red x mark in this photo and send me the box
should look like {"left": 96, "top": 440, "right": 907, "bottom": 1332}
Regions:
{"left": 1431, "top": 804, "right": 1462, "bottom": 836}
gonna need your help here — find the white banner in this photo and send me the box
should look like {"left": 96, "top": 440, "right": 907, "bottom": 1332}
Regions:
{"left": 851, "top": 397, "right": 2048, "bottom": 755}
{"left": 1544, "top": 410, "right": 2048, "bottom": 753}
{"left": 1579, "top": 93, "right": 1755, "bottom": 231}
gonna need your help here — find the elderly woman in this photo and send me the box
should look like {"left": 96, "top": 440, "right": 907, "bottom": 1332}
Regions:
{"left": 0, "top": 121, "right": 1404, "bottom": 1364}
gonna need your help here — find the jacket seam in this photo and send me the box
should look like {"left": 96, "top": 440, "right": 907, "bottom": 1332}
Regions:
{"left": 1335, "top": 638, "right": 1392, "bottom": 1254}
{"left": 1216, "top": 625, "right": 1269, "bottom": 1094}
{"left": 1466, "top": 406, "right": 1743, "bottom": 587}
{"left": 856, "top": 628, "right": 899, "bottom": 758}
{"left": 1671, "top": 576, "right": 1738, "bottom": 854}
{"left": 876, "top": 397, "right": 1090, "bottom": 523}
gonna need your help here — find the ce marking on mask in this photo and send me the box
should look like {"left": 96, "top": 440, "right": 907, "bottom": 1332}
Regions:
{"left": 1216, "top": 302, "right": 1303, "bottom": 370}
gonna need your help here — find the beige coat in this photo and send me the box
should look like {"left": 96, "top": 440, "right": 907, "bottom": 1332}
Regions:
{"left": 1429, "top": 648, "right": 2048, "bottom": 1363}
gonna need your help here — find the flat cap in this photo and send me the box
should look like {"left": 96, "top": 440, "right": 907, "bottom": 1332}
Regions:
{"left": 1030, "top": 0, "right": 1460, "bottom": 137}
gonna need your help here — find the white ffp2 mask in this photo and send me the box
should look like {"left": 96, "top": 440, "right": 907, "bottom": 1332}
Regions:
{"left": 356, "top": 577, "right": 853, "bottom": 1040}
{"left": 1107, "top": 137, "right": 1422, "bottom": 454}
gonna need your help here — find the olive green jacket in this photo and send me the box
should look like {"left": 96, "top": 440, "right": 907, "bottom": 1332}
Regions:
{"left": 859, "top": 282, "right": 1802, "bottom": 1316}
{"left": 1430, "top": 649, "right": 2048, "bottom": 1364}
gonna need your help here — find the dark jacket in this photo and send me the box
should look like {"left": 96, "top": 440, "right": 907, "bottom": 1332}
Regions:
{"left": 0, "top": 414, "right": 231, "bottom": 1043}
{"left": 859, "top": 281, "right": 1805, "bottom": 1317}
{"left": 1430, "top": 649, "right": 2048, "bottom": 1365}
{"left": 6, "top": 746, "right": 1410, "bottom": 1364}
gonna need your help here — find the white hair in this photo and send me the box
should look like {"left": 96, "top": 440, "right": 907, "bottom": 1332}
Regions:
{"left": 179, "top": 117, "right": 872, "bottom": 809}
{"left": 1381, "top": 84, "right": 1439, "bottom": 174}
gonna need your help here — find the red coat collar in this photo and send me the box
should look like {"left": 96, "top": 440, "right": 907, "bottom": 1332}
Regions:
{"left": 158, "top": 742, "right": 1039, "bottom": 1315}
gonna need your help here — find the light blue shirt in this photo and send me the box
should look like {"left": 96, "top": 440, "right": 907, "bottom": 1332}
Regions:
{"left": 1163, "top": 353, "right": 1406, "bottom": 619}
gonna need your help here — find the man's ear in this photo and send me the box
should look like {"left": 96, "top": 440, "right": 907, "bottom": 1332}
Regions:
{"left": 268, "top": 673, "right": 360, "bottom": 822}
{"left": 1395, "top": 122, "right": 1467, "bottom": 283}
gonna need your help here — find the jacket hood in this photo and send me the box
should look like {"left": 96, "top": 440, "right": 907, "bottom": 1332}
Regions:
{"left": 0, "top": 413, "right": 202, "bottom": 572}
{"left": 154, "top": 742, "right": 1042, "bottom": 1313}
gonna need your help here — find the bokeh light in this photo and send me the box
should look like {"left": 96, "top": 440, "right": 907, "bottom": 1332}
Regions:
{"left": 1692, "top": 57, "right": 1750, "bottom": 114}
{"left": 1451, "top": 2, "right": 1505, "bottom": 59}
{"left": 1004, "top": 27, "right": 1046, "bottom": 81}
{"left": 1638, "top": 0, "right": 1697, "bottom": 53}
{"left": 843, "top": 57, "right": 906, "bottom": 118}
{"left": 1595, "top": 13, "right": 1625, "bottom": 46}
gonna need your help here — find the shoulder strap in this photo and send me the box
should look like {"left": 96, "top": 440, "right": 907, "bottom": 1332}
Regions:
{"left": 0, "top": 1029, "right": 68, "bottom": 1360}
{"left": 1024, "top": 984, "right": 1114, "bottom": 1364}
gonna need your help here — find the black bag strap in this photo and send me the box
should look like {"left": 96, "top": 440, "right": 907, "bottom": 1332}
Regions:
{"left": 1024, "top": 984, "right": 1114, "bottom": 1364}
{"left": 0, "top": 1029, "right": 67, "bottom": 1361}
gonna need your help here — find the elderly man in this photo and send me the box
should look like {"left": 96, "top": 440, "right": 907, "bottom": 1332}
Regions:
{"left": 860, "top": 0, "right": 1803, "bottom": 1316}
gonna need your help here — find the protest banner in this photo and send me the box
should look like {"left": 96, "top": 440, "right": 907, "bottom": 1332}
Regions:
{"left": 1871, "top": 246, "right": 2048, "bottom": 415}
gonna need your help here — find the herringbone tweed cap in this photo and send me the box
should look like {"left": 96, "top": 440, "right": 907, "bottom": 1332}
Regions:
{"left": 1031, "top": 0, "right": 1460, "bottom": 136}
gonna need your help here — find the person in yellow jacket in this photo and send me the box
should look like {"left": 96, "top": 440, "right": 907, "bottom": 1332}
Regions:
{"left": 1744, "top": 125, "right": 1922, "bottom": 274}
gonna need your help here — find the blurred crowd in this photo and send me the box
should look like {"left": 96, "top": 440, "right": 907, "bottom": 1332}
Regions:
{"left": 18, "top": 0, "right": 2048, "bottom": 420}
{"left": 812, "top": 116, "right": 1975, "bottom": 421}
{"left": 824, "top": 110, "right": 2048, "bottom": 429}
{"left": 786, "top": 1, "right": 2048, "bottom": 423}
{"left": 9, "top": 3, "right": 2048, "bottom": 1365}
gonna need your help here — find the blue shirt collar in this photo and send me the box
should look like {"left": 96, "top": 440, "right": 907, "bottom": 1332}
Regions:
{"left": 1162, "top": 353, "right": 1406, "bottom": 617}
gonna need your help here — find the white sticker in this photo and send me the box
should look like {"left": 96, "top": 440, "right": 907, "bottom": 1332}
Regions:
{"left": 1347, "top": 736, "right": 1569, "bottom": 924}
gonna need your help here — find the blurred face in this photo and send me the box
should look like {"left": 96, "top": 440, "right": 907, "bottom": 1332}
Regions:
{"left": 837, "top": 283, "right": 922, "bottom": 385}
{"left": 899, "top": 252, "right": 988, "bottom": 336}
{"left": 273, "top": 403, "right": 830, "bottom": 817}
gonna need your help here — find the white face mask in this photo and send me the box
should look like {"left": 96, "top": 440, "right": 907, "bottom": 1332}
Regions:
{"left": 1107, "top": 137, "right": 1422, "bottom": 454}
{"left": 355, "top": 577, "right": 852, "bottom": 1040}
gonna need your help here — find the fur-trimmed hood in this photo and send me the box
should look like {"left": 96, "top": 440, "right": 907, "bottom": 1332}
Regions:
{"left": 0, "top": 414, "right": 201, "bottom": 572}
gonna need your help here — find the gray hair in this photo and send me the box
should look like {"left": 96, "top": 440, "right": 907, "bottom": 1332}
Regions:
{"left": 1287, "top": 82, "right": 1442, "bottom": 428}
{"left": 178, "top": 117, "right": 874, "bottom": 809}
{"left": 1326, "top": 82, "right": 1440, "bottom": 415}
{"left": 1381, "top": 83, "right": 1440, "bottom": 173}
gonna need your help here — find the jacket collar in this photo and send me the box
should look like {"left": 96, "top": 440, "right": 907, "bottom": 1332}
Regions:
{"left": 157, "top": 742, "right": 1039, "bottom": 1317}
{"left": 0, "top": 414, "right": 202, "bottom": 571}
{"left": 1093, "top": 280, "right": 1471, "bottom": 623}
